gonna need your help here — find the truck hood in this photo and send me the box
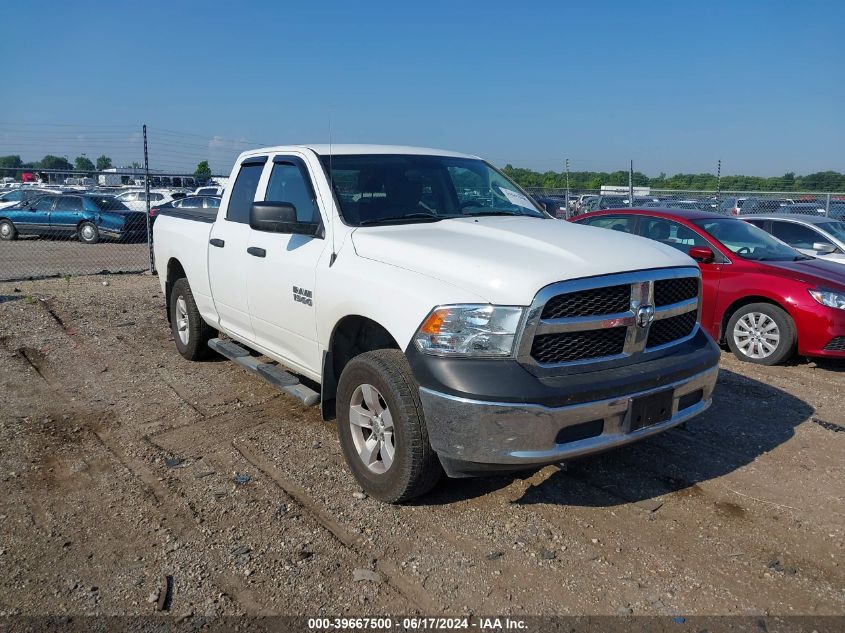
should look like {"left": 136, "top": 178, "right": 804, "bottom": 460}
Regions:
{"left": 351, "top": 216, "right": 694, "bottom": 305}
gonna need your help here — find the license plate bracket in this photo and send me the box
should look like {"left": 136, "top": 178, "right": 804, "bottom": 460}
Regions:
{"left": 629, "top": 389, "right": 674, "bottom": 432}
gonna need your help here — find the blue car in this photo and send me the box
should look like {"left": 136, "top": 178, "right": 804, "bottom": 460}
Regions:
{"left": 0, "top": 194, "right": 149, "bottom": 244}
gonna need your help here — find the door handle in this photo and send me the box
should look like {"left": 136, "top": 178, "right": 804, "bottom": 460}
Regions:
{"left": 247, "top": 246, "right": 266, "bottom": 258}
{"left": 209, "top": 238, "right": 225, "bottom": 248}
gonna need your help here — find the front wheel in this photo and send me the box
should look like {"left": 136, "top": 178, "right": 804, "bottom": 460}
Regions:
{"left": 726, "top": 302, "right": 796, "bottom": 365}
{"left": 78, "top": 221, "right": 100, "bottom": 244}
{"left": 170, "top": 278, "right": 216, "bottom": 361}
{"left": 0, "top": 219, "right": 17, "bottom": 241}
{"left": 336, "top": 349, "right": 442, "bottom": 503}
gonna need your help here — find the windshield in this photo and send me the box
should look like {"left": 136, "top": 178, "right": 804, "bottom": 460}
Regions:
{"left": 319, "top": 154, "right": 546, "bottom": 226}
{"left": 693, "top": 218, "right": 809, "bottom": 261}
{"left": 820, "top": 221, "right": 845, "bottom": 242}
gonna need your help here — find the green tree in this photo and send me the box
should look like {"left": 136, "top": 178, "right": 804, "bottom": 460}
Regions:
{"left": 194, "top": 160, "right": 212, "bottom": 179}
{"left": 0, "top": 155, "right": 23, "bottom": 178}
{"left": 74, "top": 156, "right": 95, "bottom": 172}
{"left": 95, "top": 154, "right": 113, "bottom": 170}
{"left": 37, "top": 155, "right": 73, "bottom": 171}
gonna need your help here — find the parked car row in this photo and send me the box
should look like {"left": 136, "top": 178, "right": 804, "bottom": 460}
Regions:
{"left": 0, "top": 180, "right": 224, "bottom": 243}
{"left": 572, "top": 207, "right": 845, "bottom": 365}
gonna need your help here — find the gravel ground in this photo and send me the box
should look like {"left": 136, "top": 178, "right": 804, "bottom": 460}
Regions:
{"left": 0, "top": 274, "right": 843, "bottom": 619}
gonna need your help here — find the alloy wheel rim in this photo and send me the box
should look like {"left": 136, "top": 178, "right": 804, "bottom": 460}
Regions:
{"left": 733, "top": 312, "right": 780, "bottom": 359}
{"left": 175, "top": 296, "right": 190, "bottom": 345}
{"left": 0, "top": 223, "right": 10, "bottom": 237}
{"left": 81, "top": 225, "right": 95, "bottom": 240}
{"left": 349, "top": 383, "right": 395, "bottom": 474}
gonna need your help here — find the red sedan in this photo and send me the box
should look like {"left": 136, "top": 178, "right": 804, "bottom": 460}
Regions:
{"left": 572, "top": 208, "right": 845, "bottom": 365}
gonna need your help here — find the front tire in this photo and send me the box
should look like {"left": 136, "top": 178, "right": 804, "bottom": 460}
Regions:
{"left": 0, "top": 219, "right": 17, "bottom": 241}
{"left": 726, "top": 302, "right": 796, "bottom": 365}
{"left": 170, "top": 278, "right": 216, "bottom": 361}
{"left": 336, "top": 349, "right": 442, "bottom": 503}
{"left": 78, "top": 221, "right": 100, "bottom": 244}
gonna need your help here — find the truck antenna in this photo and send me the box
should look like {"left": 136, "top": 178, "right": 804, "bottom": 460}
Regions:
{"left": 328, "top": 116, "right": 337, "bottom": 267}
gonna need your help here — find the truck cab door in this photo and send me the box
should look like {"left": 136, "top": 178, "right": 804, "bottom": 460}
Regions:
{"left": 246, "top": 155, "right": 327, "bottom": 376}
{"left": 208, "top": 156, "right": 268, "bottom": 343}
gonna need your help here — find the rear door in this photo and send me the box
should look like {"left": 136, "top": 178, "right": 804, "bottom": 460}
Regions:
{"left": 51, "top": 196, "right": 86, "bottom": 235}
{"left": 245, "top": 154, "right": 327, "bottom": 374}
{"left": 208, "top": 156, "right": 268, "bottom": 342}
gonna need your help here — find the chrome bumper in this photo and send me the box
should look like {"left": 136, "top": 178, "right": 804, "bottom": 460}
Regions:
{"left": 419, "top": 366, "right": 718, "bottom": 466}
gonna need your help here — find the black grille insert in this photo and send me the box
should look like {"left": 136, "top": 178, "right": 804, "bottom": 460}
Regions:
{"left": 555, "top": 419, "right": 605, "bottom": 444}
{"left": 647, "top": 311, "right": 697, "bottom": 348}
{"left": 654, "top": 277, "right": 698, "bottom": 307}
{"left": 541, "top": 284, "right": 631, "bottom": 319}
{"left": 531, "top": 327, "right": 627, "bottom": 364}
{"left": 823, "top": 336, "right": 845, "bottom": 352}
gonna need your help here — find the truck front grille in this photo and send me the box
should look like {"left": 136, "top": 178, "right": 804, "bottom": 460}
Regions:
{"left": 541, "top": 284, "right": 631, "bottom": 319}
{"left": 518, "top": 268, "right": 701, "bottom": 373}
{"left": 531, "top": 327, "right": 627, "bottom": 364}
{"left": 654, "top": 277, "right": 698, "bottom": 307}
{"left": 647, "top": 311, "right": 697, "bottom": 348}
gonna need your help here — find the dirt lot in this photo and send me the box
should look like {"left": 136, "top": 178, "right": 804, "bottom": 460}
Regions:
{"left": 0, "top": 273, "right": 843, "bottom": 619}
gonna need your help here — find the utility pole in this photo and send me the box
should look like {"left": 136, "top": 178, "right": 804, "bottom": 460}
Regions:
{"left": 716, "top": 159, "right": 721, "bottom": 208}
{"left": 143, "top": 124, "right": 155, "bottom": 274}
{"left": 564, "top": 158, "right": 571, "bottom": 218}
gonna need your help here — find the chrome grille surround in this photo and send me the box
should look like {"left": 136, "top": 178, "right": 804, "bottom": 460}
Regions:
{"left": 516, "top": 267, "right": 702, "bottom": 375}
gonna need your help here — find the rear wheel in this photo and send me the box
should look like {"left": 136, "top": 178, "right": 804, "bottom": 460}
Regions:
{"left": 336, "top": 349, "right": 442, "bottom": 503}
{"left": 726, "top": 302, "right": 796, "bottom": 365}
{"left": 0, "top": 219, "right": 17, "bottom": 241}
{"left": 170, "top": 278, "right": 216, "bottom": 361}
{"left": 78, "top": 221, "right": 100, "bottom": 244}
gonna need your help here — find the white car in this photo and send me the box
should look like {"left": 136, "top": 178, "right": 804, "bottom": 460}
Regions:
{"left": 114, "top": 189, "right": 176, "bottom": 212}
{"left": 744, "top": 214, "right": 845, "bottom": 265}
{"left": 192, "top": 185, "right": 225, "bottom": 196}
{"left": 153, "top": 144, "right": 719, "bottom": 502}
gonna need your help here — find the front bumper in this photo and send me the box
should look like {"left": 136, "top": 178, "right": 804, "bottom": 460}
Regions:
{"left": 419, "top": 365, "right": 718, "bottom": 476}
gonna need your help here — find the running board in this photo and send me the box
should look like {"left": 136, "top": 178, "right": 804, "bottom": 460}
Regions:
{"left": 208, "top": 338, "right": 320, "bottom": 407}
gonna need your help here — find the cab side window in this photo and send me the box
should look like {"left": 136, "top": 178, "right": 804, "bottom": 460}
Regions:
{"left": 265, "top": 158, "right": 320, "bottom": 223}
{"left": 226, "top": 159, "right": 266, "bottom": 223}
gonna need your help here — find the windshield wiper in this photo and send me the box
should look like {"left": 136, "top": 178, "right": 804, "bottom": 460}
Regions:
{"left": 357, "top": 212, "right": 442, "bottom": 226}
{"left": 464, "top": 209, "right": 531, "bottom": 217}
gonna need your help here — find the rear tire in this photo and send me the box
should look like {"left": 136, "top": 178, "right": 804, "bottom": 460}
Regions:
{"left": 0, "top": 219, "right": 17, "bottom": 241}
{"left": 726, "top": 302, "right": 796, "bottom": 365}
{"left": 170, "top": 278, "right": 216, "bottom": 361}
{"left": 336, "top": 349, "right": 442, "bottom": 503}
{"left": 78, "top": 221, "right": 100, "bottom": 244}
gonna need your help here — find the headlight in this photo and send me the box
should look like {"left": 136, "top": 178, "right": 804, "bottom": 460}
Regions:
{"left": 809, "top": 289, "right": 845, "bottom": 310}
{"left": 413, "top": 305, "right": 524, "bottom": 357}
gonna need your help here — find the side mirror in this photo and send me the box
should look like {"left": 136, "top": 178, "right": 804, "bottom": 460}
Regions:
{"left": 813, "top": 242, "right": 836, "bottom": 255}
{"left": 250, "top": 201, "right": 320, "bottom": 237}
{"left": 688, "top": 246, "right": 715, "bottom": 263}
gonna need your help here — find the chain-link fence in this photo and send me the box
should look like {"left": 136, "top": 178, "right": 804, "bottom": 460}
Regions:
{"left": 0, "top": 167, "right": 227, "bottom": 281}
{"left": 525, "top": 187, "right": 845, "bottom": 219}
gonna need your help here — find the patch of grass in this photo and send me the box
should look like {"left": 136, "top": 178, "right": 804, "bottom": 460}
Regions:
{"left": 24, "top": 295, "right": 37, "bottom": 305}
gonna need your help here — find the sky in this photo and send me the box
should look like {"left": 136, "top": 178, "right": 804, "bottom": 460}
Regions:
{"left": 1, "top": 0, "right": 843, "bottom": 177}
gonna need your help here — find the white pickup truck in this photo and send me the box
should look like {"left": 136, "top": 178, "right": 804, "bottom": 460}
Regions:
{"left": 153, "top": 145, "right": 719, "bottom": 502}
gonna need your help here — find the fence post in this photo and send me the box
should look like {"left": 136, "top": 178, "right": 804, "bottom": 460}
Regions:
{"left": 826, "top": 193, "right": 831, "bottom": 217}
{"left": 143, "top": 124, "right": 156, "bottom": 274}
